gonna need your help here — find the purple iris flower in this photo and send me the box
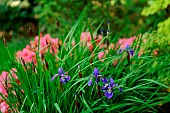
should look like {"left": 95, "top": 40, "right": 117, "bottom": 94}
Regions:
{"left": 128, "top": 49, "right": 134, "bottom": 56}
{"left": 51, "top": 67, "right": 71, "bottom": 84}
{"left": 116, "top": 49, "right": 123, "bottom": 54}
{"left": 60, "top": 75, "right": 71, "bottom": 84}
{"left": 117, "top": 44, "right": 134, "bottom": 56}
{"left": 102, "top": 78, "right": 122, "bottom": 99}
{"left": 93, "top": 68, "right": 99, "bottom": 78}
{"left": 88, "top": 68, "right": 104, "bottom": 86}
{"left": 126, "top": 44, "right": 134, "bottom": 56}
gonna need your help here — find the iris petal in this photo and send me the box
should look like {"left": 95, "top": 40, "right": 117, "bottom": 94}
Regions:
{"left": 95, "top": 76, "right": 99, "bottom": 83}
{"left": 50, "top": 74, "right": 58, "bottom": 81}
{"left": 104, "top": 90, "right": 113, "bottom": 99}
{"left": 129, "top": 49, "right": 134, "bottom": 56}
{"left": 58, "top": 67, "right": 64, "bottom": 76}
{"left": 102, "top": 86, "right": 107, "bottom": 90}
{"left": 88, "top": 79, "right": 92, "bottom": 86}
{"left": 93, "top": 68, "right": 99, "bottom": 77}
{"left": 110, "top": 78, "right": 114, "bottom": 87}
{"left": 110, "top": 84, "right": 118, "bottom": 88}
{"left": 60, "top": 77, "right": 66, "bottom": 83}
{"left": 65, "top": 75, "right": 71, "bottom": 82}
{"left": 119, "top": 88, "right": 122, "bottom": 92}
{"left": 117, "top": 49, "right": 123, "bottom": 54}
{"left": 101, "top": 77, "right": 108, "bottom": 84}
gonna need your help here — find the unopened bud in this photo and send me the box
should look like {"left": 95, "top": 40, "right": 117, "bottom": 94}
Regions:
{"left": 21, "top": 57, "right": 27, "bottom": 70}
{"left": 3, "top": 37, "right": 7, "bottom": 47}
{"left": 45, "top": 59, "right": 49, "bottom": 70}
{"left": 28, "top": 27, "right": 33, "bottom": 37}
{"left": 56, "top": 18, "right": 60, "bottom": 28}
{"left": 32, "top": 60, "right": 36, "bottom": 73}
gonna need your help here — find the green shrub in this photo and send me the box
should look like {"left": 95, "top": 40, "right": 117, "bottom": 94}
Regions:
{"left": 142, "top": 0, "right": 170, "bottom": 38}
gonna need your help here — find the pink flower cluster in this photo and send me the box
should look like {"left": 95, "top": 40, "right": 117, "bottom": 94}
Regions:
{"left": 98, "top": 36, "right": 136, "bottom": 61}
{"left": 80, "top": 32, "right": 104, "bottom": 52}
{"left": 1, "top": 34, "right": 60, "bottom": 112}
{"left": 16, "top": 33, "right": 59, "bottom": 64}
{"left": 16, "top": 48, "right": 36, "bottom": 63}
{"left": 116, "top": 36, "right": 136, "bottom": 49}
{"left": 0, "top": 68, "right": 18, "bottom": 113}
{"left": 0, "top": 101, "right": 9, "bottom": 113}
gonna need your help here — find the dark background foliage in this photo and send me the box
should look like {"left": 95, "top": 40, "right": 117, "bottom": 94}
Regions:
{"left": 0, "top": 0, "right": 168, "bottom": 40}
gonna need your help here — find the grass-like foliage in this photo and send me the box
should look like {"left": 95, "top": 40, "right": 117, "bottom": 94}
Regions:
{"left": 0, "top": 9, "right": 170, "bottom": 113}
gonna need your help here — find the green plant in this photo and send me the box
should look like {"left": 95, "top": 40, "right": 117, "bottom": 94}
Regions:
{"left": 1, "top": 9, "right": 170, "bottom": 113}
{"left": 142, "top": 0, "right": 170, "bottom": 38}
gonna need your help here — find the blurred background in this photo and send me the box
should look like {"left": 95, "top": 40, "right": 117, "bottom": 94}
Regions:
{"left": 0, "top": 0, "right": 169, "bottom": 39}
{"left": 0, "top": 0, "right": 170, "bottom": 71}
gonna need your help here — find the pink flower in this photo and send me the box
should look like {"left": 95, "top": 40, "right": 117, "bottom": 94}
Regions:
{"left": 98, "top": 51, "right": 105, "bottom": 60}
{"left": 10, "top": 68, "right": 19, "bottom": 84}
{"left": 116, "top": 36, "right": 136, "bottom": 49}
{"left": 0, "top": 69, "right": 18, "bottom": 93}
{"left": 26, "top": 45, "right": 31, "bottom": 49}
{"left": 80, "top": 32, "right": 91, "bottom": 43}
{"left": 153, "top": 50, "right": 158, "bottom": 55}
{"left": 109, "top": 43, "right": 115, "bottom": 50}
{"left": 87, "top": 42, "right": 94, "bottom": 52}
{"left": 16, "top": 48, "right": 36, "bottom": 63}
{"left": 0, "top": 69, "right": 19, "bottom": 113}
{"left": 99, "top": 44, "right": 107, "bottom": 49}
{"left": 0, "top": 69, "right": 18, "bottom": 113}
{"left": 50, "top": 46, "right": 58, "bottom": 54}
{"left": 98, "top": 50, "right": 108, "bottom": 62}
{"left": 51, "top": 38, "right": 59, "bottom": 47}
{"left": 0, "top": 84, "right": 7, "bottom": 96}
{"left": 94, "top": 35, "right": 102, "bottom": 45}
{"left": 72, "top": 41, "right": 76, "bottom": 47}
{"left": 80, "top": 32, "right": 104, "bottom": 51}
{"left": 0, "top": 71, "right": 8, "bottom": 83}
{"left": 0, "top": 71, "right": 9, "bottom": 102}
{"left": 0, "top": 101, "right": 9, "bottom": 113}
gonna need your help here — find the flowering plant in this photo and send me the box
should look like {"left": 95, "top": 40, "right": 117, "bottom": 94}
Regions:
{"left": 0, "top": 19, "right": 169, "bottom": 113}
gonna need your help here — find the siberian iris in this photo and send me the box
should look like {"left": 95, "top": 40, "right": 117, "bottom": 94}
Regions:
{"left": 51, "top": 67, "right": 70, "bottom": 83}
{"left": 101, "top": 78, "right": 122, "bottom": 99}
{"left": 88, "top": 68, "right": 106, "bottom": 86}
{"left": 126, "top": 44, "right": 134, "bottom": 56}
